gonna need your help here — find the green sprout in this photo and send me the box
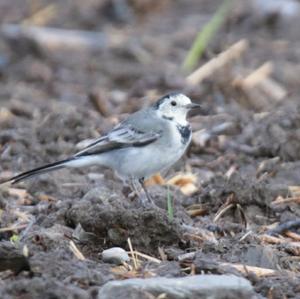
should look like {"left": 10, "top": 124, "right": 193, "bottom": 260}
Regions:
{"left": 10, "top": 234, "right": 20, "bottom": 246}
{"left": 167, "top": 185, "right": 174, "bottom": 222}
{"left": 182, "top": 0, "right": 233, "bottom": 72}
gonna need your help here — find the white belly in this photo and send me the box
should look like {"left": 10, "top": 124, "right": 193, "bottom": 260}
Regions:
{"left": 83, "top": 121, "right": 191, "bottom": 180}
{"left": 99, "top": 140, "right": 188, "bottom": 180}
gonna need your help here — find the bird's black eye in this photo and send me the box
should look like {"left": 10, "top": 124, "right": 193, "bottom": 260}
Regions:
{"left": 171, "top": 101, "right": 177, "bottom": 106}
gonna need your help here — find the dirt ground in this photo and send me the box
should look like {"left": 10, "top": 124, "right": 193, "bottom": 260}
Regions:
{"left": 0, "top": 0, "right": 300, "bottom": 298}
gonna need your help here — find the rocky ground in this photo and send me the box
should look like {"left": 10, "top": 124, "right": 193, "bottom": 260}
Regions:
{"left": 0, "top": 0, "right": 300, "bottom": 298}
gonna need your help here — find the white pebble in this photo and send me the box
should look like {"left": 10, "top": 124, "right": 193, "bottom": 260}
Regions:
{"left": 102, "top": 247, "right": 130, "bottom": 265}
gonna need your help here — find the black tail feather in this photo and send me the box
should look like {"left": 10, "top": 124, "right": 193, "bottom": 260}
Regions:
{"left": 3, "top": 158, "right": 74, "bottom": 184}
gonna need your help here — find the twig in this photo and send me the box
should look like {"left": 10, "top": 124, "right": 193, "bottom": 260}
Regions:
{"left": 186, "top": 39, "right": 249, "bottom": 85}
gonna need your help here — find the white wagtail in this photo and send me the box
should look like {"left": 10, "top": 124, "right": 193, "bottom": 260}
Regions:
{"left": 2, "top": 93, "right": 200, "bottom": 202}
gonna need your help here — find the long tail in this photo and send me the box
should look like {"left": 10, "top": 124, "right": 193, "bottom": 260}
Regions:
{"left": 2, "top": 157, "right": 77, "bottom": 185}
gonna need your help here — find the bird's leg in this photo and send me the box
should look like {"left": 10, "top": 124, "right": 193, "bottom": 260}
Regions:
{"left": 127, "top": 178, "right": 142, "bottom": 200}
{"left": 131, "top": 179, "right": 142, "bottom": 196}
{"left": 139, "top": 177, "right": 154, "bottom": 204}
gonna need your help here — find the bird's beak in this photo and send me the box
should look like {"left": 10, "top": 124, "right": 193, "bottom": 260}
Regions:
{"left": 185, "top": 103, "right": 201, "bottom": 110}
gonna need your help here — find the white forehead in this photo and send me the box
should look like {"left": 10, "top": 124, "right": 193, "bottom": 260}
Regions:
{"left": 168, "top": 93, "right": 191, "bottom": 105}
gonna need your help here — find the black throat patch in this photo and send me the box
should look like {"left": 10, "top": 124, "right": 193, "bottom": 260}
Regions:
{"left": 162, "top": 115, "right": 174, "bottom": 121}
{"left": 177, "top": 124, "right": 191, "bottom": 144}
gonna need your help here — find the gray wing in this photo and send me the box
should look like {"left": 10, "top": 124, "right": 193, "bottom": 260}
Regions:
{"left": 74, "top": 123, "right": 161, "bottom": 157}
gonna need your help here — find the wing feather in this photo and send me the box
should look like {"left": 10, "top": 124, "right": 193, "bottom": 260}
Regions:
{"left": 74, "top": 124, "right": 161, "bottom": 157}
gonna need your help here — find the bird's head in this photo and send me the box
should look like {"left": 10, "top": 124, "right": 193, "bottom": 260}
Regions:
{"left": 153, "top": 93, "right": 200, "bottom": 125}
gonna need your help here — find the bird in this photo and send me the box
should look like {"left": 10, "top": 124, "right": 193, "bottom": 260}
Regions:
{"left": 1, "top": 92, "right": 200, "bottom": 203}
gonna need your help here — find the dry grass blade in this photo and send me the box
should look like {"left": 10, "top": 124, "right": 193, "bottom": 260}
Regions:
{"left": 110, "top": 264, "right": 136, "bottom": 277}
{"left": 1, "top": 25, "right": 108, "bottom": 52}
{"left": 284, "top": 231, "right": 300, "bottom": 242}
{"left": 186, "top": 39, "right": 249, "bottom": 85}
{"left": 289, "top": 186, "right": 300, "bottom": 197}
{"left": 8, "top": 188, "right": 30, "bottom": 200}
{"left": 268, "top": 220, "right": 300, "bottom": 236}
{"left": 183, "top": 230, "right": 217, "bottom": 245}
{"left": 0, "top": 108, "right": 14, "bottom": 122}
{"left": 183, "top": 232, "right": 205, "bottom": 243}
{"left": 0, "top": 224, "right": 27, "bottom": 233}
{"left": 234, "top": 62, "right": 273, "bottom": 89}
{"left": 22, "top": 4, "right": 58, "bottom": 26}
{"left": 69, "top": 240, "right": 85, "bottom": 261}
{"left": 37, "top": 194, "right": 57, "bottom": 202}
{"left": 272, "top": 196, "right": 300, "bottom": 205}
{"left": 127, "top": 238, "right": 138, "bottom": 270}
{"left": 145, "top": 173, "right": 165, "bottom": 186}
{"left": 0, "top": 224, "right": 28, "bottom": 233}
{"left": 213, "top": 203, "right": 235, "bottom": 222}
{"left": 236, "top": 203, "right": 247, "bottom": 228}
{"left": 239, "top": 230, "right": 252, "bottom": 242}
{"left": 89, "top": 91, "right": 110, "bottom": 117}
{"left": 186, "top": 207, "right": 208, "bottom": 217}
{"left": 167, "top": 173, "right": 198, "bottom": 196}
{"left": 158, "top": 247, "right": 167, "bottom": 261}
{"left": 146, "top": 172, "right": 198, "bottom": 196}
{"left": 259, "top": 234, "right": 285, "bottom": 244}
{"left": 221, "top": 262, "right": 279, "bottom": 277}
{"left": 13, "top": 210, "right": 31, "bottom": 222}
{"left": 259, "top": 77, "right": 287, "bottom": 102}
{"left": 23, "top": 245, "right": 29, "bottom": 258}
{"left": 224, "top": 165, "right": 238, "bottom": 180}
{"left": 130, "top": 251, "right": 161, "bottom": 264}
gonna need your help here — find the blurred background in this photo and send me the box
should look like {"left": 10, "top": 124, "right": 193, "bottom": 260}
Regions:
{"left": 0, "top": 0, "right": 299, "bottom": 111}
{"left": 1, "top": 0, "right": 300, "bottom": 169}
{"left": 1, "top": 2, "right": 300, "bottom": 298}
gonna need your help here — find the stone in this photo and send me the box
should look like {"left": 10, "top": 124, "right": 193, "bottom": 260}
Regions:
{"left": 102, "top": 247, "right": 130, "bottom": 265}
{"left": 98, "top": 274, "right": 256, "bottom": 299}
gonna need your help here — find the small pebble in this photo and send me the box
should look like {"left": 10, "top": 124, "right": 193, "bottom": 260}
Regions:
{"left": 102, "top": 247, "right": 130, "bottom": 265}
